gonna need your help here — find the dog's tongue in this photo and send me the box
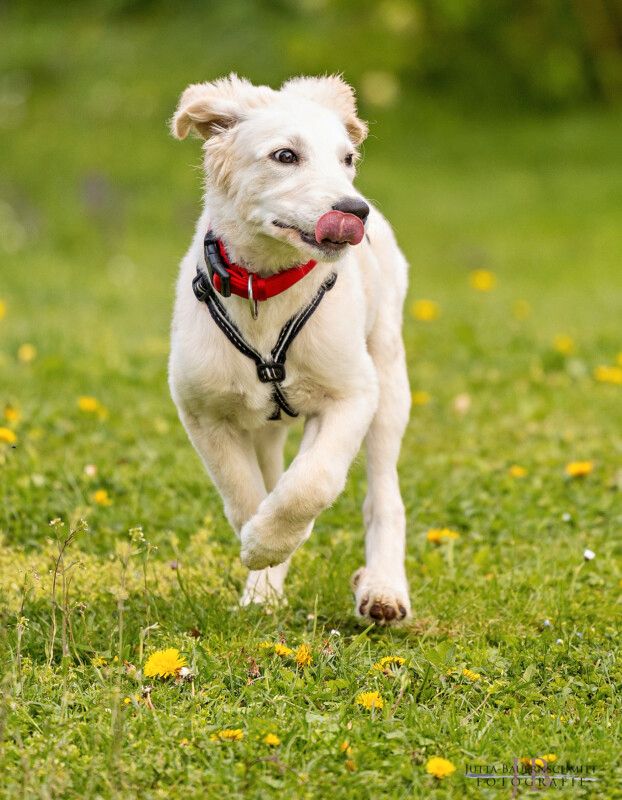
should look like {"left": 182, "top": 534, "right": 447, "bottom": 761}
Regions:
{"left": 315, "top": 210, "right": 365, "bottom": 246}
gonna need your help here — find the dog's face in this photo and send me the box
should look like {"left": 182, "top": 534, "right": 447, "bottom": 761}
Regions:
{"left": 172, "top": 75, "right": 369, "bottom": 267}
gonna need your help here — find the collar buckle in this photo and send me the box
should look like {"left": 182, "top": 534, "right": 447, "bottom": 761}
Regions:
{"left": 204, "top": 232, "right": 231, "bottom": 298}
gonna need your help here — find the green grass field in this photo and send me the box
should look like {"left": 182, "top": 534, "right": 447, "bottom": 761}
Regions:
{"left": 1, "top": 9, "right": 622, "bottom": 799}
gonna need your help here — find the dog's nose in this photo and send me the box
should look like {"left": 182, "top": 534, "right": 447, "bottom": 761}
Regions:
{"left": 332, "top": 197, "right": 370, "bottom": 223}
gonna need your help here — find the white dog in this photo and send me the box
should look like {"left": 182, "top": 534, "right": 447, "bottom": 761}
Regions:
{"left": 169, "top": 74, "right": 411, "bottom": 624}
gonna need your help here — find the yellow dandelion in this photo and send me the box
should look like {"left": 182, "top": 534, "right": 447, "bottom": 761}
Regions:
{"left": 553, "top": 334, "right": 575, "bottom": 356}
{"left": 426, "top": 528, "right": 460, "bottom": 544}
{"left": 17, "top": 343, "right": 37, "bottom": 363}
{"left": 426, "top": 756, "right": 456, "bottom": 779}
{"left": 412, "top": 390, "right": 431, "bottom": 406}
{"left": 78, "top": 396, "right": 100, "bottom": 413}
{"left": 295, "top": 643, "right": 312, "bottom": 668}
{"left": 469, "top": 269, "right": 496, "bottom": 292}
{"left": 4, "top": 405, "right": 20, "bottom": 424}
{"left": 211, "top": 729, "right": 244, "bottom": 742}
{"left": 258, "top": 640, "right": 273, "bottom": 649}
{"left": 179, "top": 738, "right": 190, "bottom": 747}
{"left": 92, "top": 488, "right": 112, "bottom": 506}
{"left": 143, "top": 647, "right": 187, "bottom": 679}
{"left": 355, "top": 691, "right": 384, "bottom": 711}
{"left": 123, "top": 697, "right": 132, "bottom": 705}
{"left": 565, "top": 460, "right": 593, "bottom": 478}
{"left": 594, "top": 365, "right": 622, "bottom": 385}
{"left": 0, "top": 427, "right": 17, "bottom": 445}
{"left": 263, "top": 733, "right": 281, "bottom": 746}
{"left": 520, "top": 754, "right": 557, "bottom": 769}
{"left": 91, "top": 656, "right": 107, "bottom": 667}
{"left": 0, "top": 299, "right": 6, "bottom": 320}
{"left": 274, "top": 643, "right": 294, "bottom": 658}
{"left": 411, "top": 299, "right": 440, "bottom": 322}
{"left": 508, "top": 465, "right": 527, "bottom": 478}
{"left": 462, "top": 668, "right": 481, "bottom": 681}
{"left": 513, "top": 299, "right": 532, "bottom": 320}
{"left": 372, "top": 655, "right": 406, "bottom": 671}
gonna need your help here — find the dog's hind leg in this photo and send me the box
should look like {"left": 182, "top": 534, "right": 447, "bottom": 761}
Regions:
{"left": 353, "top": 309, "right": 411, "bottom": 624}
{"left": 241, "top": 425, "right": 290, "bottom": 605}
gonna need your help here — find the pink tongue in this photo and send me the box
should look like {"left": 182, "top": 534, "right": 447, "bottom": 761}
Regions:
{"left": 315, "top": 210, "right": 365, "bottom": 246}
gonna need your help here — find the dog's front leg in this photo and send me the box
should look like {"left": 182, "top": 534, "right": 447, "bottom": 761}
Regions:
{"left": 179, "top": 411, "right": 266, "bottom": 534}
{"left": 240, "top": 386, "right": 377, "bottom": 570}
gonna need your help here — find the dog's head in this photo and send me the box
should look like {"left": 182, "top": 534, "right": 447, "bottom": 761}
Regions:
{"left": 172, "top": 74, "right": 369, "bottom": 270}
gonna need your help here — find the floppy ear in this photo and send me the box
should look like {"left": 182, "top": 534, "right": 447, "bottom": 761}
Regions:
{"left": 171, "top": 74, "right": 274, "bottom": 140}
{"left": 281, "top": 75, "right": 368, "bottom": 145}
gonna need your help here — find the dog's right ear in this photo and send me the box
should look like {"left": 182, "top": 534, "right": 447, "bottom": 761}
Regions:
{"left": 171, "top": 74, "right": 273, "bottom": 140}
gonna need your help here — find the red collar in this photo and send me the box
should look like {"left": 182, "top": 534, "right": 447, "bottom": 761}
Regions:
{"left": 211, "top": 237, "right": 317, "bottom": 302}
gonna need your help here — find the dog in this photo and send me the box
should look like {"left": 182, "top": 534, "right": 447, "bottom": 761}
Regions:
{"left": 169, "top": 74, "right": 411, "bottom": 624}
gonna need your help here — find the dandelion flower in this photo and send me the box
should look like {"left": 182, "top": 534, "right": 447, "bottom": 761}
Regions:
{"left": 372, "top": 655, "right": 406, "bottom": 671}
{"left": 411, "top": 299, "right": 440, "bottom": 322}
{"left": 78, "top": 396, "right": 100, "bottom": 413}
{"left": 143, "top": 647, "right": 187, "bottom": 679}
{"left": 509, "top": 465, "right": 527, "bottom": 478}
{"left": 295, "top": 643, "right": 312, "bottom": 667}
{"left": 4, "top": 405, "right": 20, "bottom": 424}
{"left": 0, "top": 299, "right": 6, "bottom": 320}
{"left": 258, "top": 640, "right": 273, "bottom": 649}
{"left": 594, "top": 365, "right": 622, "bottom": 385}
{"left": 565, "top": 461, "right": 593, "bottom": 478}
{"left": 426, "top": 528, "right": 460, "bottom": 544}
{"left": 0, "top": 427, "right": 17, "bottom": 445}
{"left": 462, "top": 668, "right": 481, "bottom": 681}
{"left": 553, "top": 335, "right": 575, "bottom": 355}
{"left": 263, "top": 733, "right": 281, "bottom": 746}
{"left": 211, "top": 729, "right": 244, "bottom": 742}
{"left": 355, "top": 691, "right": 384, "bottom": 711}
{"left": 469, "top": 269, "right": 496, "bottom": 292}
{"left": 91, "top": 656, "right": 107, "bottom": 667}
{"left": 92, "top": 488, "right": 112, "bottom": 506}
{"left": 340, "top": 740, "right": 353, "bottom": 756}
{"left": 274, "top": 643, "right": 294, "bottom": 658}
{"left": 17, "top": 343, "right": 37, "bottom": 363}
{"left": 412, "top": 390, "right": 431, "bottom": 406}
{"left": 425, "top": 756, "right": 456, "bottom": 779}
{"left": 520, "top": 754, "right": 556, "bottom": 769}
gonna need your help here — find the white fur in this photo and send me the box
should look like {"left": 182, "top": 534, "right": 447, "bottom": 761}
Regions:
{"left": 169, "top": 75, "right": 411, "bottom": 623}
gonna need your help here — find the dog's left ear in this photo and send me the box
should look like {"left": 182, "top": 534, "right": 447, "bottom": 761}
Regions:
{"left": 171, "top": 74, "right": 274, "bottom": 140}
{"left": 281, "top": 75, "right": 368, "bottom": 145}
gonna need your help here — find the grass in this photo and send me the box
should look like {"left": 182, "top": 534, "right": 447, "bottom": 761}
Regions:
{"left": 1, "top": 8, "right": 622, "bottom": 799}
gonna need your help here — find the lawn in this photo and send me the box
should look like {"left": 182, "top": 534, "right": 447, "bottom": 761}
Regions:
{"left": 1, "top": 8, "right": 622, "bottom": 799}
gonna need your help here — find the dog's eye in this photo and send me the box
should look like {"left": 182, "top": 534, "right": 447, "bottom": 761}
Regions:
{"left": 344, "top": 153, "right": 354, "bottom": 167}
{"left": 272, "top": 149, "right": 298, "bottom": 164}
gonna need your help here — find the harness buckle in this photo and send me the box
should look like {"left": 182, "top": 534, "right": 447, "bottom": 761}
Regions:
{"left": 257, "top": 362, "right": 286, "bottom": 383}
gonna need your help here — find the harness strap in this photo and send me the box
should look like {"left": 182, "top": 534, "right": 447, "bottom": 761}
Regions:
{"left": 193, "top": 266, "right": 337, "bottom": 420}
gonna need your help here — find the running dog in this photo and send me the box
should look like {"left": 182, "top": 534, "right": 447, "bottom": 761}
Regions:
{"left": 169, "top": 74, "right": 411, "bottom": 623}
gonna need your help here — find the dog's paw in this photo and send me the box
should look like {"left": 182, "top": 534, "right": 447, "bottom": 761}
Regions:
{"left": 240, "top": 522, "right": 291, "bottom": 571}
{"left": 351, "top": 567, "right": 411, "bottom": 625}
{"left": 239, "top": 567, "right": 288, "bottom": 607}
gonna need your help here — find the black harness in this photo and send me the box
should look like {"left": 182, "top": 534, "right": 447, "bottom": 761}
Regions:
{"left": 192, "top": 254, "right": 337, "bottom": 421}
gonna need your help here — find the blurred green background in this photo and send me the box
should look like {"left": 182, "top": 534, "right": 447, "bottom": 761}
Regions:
{"left": 1, "top": 0, "right": 622, "bottom": 545}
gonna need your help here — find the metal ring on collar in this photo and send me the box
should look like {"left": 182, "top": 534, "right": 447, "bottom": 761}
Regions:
{"left": 248, "top": 274, "right": 258, "bottom": 319}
